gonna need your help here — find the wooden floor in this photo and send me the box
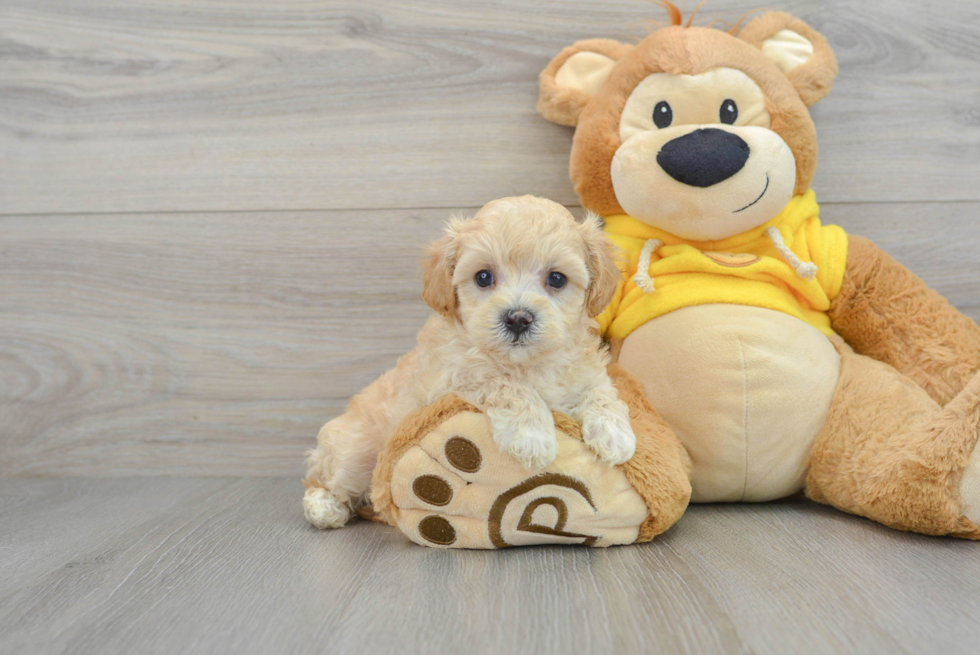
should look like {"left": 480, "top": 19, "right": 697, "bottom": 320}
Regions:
{"left": 2, "top": 478, "right": 979, "bottom": 655}
{"left": 3, "top": 0, "right": 980, "bottom": 652}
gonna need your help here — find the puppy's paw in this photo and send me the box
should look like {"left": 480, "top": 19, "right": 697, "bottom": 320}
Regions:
{"left": 505, "top": 427, "right": 559, "bottom": 470}
{"left": 303, "top": 487, "right": 352, "bottom": 529}
{"left": 582, "top": 413, "right": 636, "bottom": 465}
{"left": 491, "top": 418, "right": 557, "bottom": 470}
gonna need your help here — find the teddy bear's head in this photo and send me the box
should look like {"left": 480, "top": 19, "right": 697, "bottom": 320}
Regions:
{"left": 538, "top": 8, "right": 838, "bottom": 241}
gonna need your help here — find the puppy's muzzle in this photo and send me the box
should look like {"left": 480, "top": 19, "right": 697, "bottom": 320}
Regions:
{"left": 503, "top": 308, "right": 534, "bottom": 337}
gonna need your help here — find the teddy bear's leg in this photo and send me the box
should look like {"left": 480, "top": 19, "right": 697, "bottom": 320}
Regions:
{"left": 371, "top": 367, "right": 692, "bottom": 548}
{"left": 829, "top": 235, "right": 980, "bottom": 408}
{"left": 806, "top": 337, "right": 980, "bottom": 539}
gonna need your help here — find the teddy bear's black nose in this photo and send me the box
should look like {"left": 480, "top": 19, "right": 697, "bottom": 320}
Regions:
{"left": 656, "top": 128, "right": 750, "bottom": 188}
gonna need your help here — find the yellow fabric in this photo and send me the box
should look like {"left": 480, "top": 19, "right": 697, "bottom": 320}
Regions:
{"left": 597, "top": 190, "right": 848, "bottom": 340}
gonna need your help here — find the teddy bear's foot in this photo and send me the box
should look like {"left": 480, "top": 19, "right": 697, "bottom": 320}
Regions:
{"left": 808, "top": 341, "right": 980, "bottom": 539}
{"left": 303, "top": 486, "right": 352, "bottom": 529}
{"left": 370, "top": 397, "right": 652, "bottom": 549}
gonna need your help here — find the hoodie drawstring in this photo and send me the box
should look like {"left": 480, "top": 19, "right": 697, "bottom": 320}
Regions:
{"left": 633, "top": 239, "right": 663, "bottom": 294}
{"left": 766, "top": 227, "right": 818, "bottom": 280}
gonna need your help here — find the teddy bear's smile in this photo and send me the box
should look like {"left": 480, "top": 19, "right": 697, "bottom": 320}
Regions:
{"left": 733, "top": 172, "right": 770, "bottom": 213}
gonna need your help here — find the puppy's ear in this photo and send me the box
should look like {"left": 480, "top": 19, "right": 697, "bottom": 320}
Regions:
{"left": 421, "top": 226, "right": 460, "bottom": 317}
{"left": 738, "top": 12, "right": 838, "bottom": 106}
{"left": 538, "top": 39, "right": 632, "bottom": 127}
{"left": 580, "top": 212, "right": 621, "bottom": 318}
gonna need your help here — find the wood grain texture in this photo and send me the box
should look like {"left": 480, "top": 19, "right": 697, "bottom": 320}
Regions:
{"left": 0, "top": 208, "right": 446, "bottom": 476}
{"left": 1, "top": 478, "right": 978, "bottom": 655}
{"left": 2, "top": 202, "right": 978, "bottom": 477}
{"left": 3, "top": 0, "right": 980, "bottom": 214}
{"left": 0, "top": 478, "right": 226, "bottom": 592}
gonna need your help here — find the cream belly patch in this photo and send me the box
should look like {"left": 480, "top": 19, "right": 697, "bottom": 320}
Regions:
{"left": 619, "top": 304, "right": 841, "bottom": 503}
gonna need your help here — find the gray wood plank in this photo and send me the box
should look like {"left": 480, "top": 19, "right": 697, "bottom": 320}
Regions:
{"left": 0, "top": 478, "right": 227, "bottom": 592}
{"left": 2, "top": 201, "right": 978, "bottom": 477}
{"left": 3, "top": 0, "right": 980, "bottom": 214}
{"left": 0, "top": 478, "right": 978, "bottom": 655}
{"left": 671, "top": 503, "right": 980, "bottom": 655}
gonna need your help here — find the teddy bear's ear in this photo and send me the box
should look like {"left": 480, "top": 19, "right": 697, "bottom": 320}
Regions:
{"left": 538, "top": 39, "right": 633, "bottom": 127}
{"left": 738, "top": 12, "right": 839, "bottom": 106}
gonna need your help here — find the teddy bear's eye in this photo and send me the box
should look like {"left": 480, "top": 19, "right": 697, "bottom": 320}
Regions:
{"left": 720, "top": 99, "right": 738, "bottom": 124}
{"left": 546, "top": 271, "right": 567, "bottom": 289}
{"left": 475, "top": 270, "right": 494, "bottom": 288}
{"left": 653, "top": 101, "right": 673, "bottom": 129}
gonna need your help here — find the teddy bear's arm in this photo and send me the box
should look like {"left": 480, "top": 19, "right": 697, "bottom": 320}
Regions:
{"left": 828, "top": 235, "right": 980, "bottom": 406}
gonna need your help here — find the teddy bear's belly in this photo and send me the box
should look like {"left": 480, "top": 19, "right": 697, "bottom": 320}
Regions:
{"left": 617, "top": 304, "right": 841, "bottom": 502}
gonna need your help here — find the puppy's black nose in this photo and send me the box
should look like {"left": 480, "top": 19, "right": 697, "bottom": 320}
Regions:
{"left": 657, "top": 128, "right": 750, "bottom": 187}
{"left": 503, "top": 309, "right": 534, "bottom": 336}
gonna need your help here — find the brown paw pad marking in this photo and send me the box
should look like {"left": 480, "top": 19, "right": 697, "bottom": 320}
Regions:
{"left": 418, "top": 515, "right": 456, "bottom": 545}
{"left": 415, "top": 436, "right": 482, "bottom": 545}
{"left": 444, "top": 436, "right": 481, "bottom": 473}
{"left": 412, "top": 475, "right": 452, "bottom": 506}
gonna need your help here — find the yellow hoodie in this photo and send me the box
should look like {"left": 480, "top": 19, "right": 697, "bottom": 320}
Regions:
{"left": 596, "top": 190, "right": 849, "bottom": 340}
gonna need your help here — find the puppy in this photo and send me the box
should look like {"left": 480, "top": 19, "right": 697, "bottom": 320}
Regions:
{"left": 303, "top": 195, "right": 635, "bottom": 529}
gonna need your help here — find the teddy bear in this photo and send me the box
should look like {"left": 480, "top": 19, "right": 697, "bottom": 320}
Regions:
{"left": 365, "top": 6, "right": 980, "bottom": 547}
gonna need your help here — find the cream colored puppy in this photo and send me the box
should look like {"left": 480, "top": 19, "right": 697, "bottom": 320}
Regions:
{"left": 303, "top": 195, "right": 635, "bottom": 529}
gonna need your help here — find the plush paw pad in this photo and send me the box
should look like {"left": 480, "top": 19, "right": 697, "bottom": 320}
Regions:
{"left": 381, "top": 409, "right": 649, "bottom": 548}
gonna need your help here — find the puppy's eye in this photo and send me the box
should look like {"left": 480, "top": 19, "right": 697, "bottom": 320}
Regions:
{"left": 720, "top": 99, "right": 738, "bottom": 125}
{"left": 474, "top": 269, "right": 494, "bottom": 288}
{"left": 547, "top": 272, "right": 567, "bottom": 289}
{"left": 653, "top": 101, "right": 672, "bottom": 129}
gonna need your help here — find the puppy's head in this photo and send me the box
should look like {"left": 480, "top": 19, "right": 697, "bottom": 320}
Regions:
{"left": 423, "top": 195, "right": 619, "bottom": 361}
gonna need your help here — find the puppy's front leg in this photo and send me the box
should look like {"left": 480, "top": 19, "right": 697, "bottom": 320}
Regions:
{"left": 573, "top": 379, "right": 636, "bottom": 466}
{"left": 484, "top": 386, "right": 557, "bottom": 470}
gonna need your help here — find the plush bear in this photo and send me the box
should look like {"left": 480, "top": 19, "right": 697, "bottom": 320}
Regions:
{"left": 367, "top": 7, "right": 980, "bottom": 547}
